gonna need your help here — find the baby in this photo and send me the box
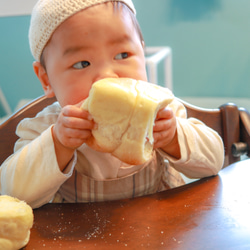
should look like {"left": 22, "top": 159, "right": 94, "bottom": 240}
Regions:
{"left": 0, "top": 0, "right": 224, "bottom": 208}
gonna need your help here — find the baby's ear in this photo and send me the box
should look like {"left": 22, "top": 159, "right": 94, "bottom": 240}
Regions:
{"left": 141, "top": 40, "right": 145, "bottom": 48}
{"left": 33, "top": 61, "right": 55, "bottom": 98}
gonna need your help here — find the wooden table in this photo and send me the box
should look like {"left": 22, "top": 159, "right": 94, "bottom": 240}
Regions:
{"left": 25, "top": 159, "right": 250, "bottom": 250}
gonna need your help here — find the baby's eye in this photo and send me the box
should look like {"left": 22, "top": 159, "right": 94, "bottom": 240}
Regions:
{"left": 115, "top": 52, "right": 129, "bottom": 60}
{"left": 73, "top": 61, "right": 90, "bottom": 69}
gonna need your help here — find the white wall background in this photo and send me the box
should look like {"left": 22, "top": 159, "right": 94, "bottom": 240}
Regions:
{"left": 0, "top": 0, "right": 36, "bottom": 17}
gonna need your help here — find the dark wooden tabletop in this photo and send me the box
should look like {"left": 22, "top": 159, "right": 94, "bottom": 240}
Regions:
{"left": 24, "top": 159, "right": 250, "bottom": 250}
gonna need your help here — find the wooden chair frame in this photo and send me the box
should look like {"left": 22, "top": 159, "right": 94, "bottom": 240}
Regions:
{"left": 1, "top": 95, "right": 250, "bottom": 167}
{"left": 179, "top": 99, "right": 250, "bottom": 166}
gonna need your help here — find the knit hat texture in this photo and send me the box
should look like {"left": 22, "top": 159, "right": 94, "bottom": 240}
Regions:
{"left": 29, "top": 0, "right": 136, "bottom": 61}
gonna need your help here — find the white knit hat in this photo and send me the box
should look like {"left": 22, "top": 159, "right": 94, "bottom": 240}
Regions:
{"left": 29, "top": 0, "right": 136, "bottom": 61}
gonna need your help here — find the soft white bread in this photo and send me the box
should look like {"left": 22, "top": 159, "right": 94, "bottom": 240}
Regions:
{"left": 82, "top": 78, "right": 174, "bottom": 165}
{"left": 0, "top": 195, "right": 34, "bottom": 250}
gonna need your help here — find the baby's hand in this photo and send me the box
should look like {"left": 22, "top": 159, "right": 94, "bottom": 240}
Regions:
{"left": 53, "top": 102, "right": 95, "bottom": 150}
{"left": 153, "top": 107, "right": 180, "bottom": 158}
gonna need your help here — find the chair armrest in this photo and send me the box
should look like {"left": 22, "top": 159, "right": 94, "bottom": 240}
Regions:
{"left": 239, "top": 107, "right": 250, "bottom": 157}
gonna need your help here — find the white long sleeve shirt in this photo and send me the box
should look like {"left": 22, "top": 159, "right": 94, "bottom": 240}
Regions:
{"left": 0, "top": 98, "right": 224, "bottom": 208}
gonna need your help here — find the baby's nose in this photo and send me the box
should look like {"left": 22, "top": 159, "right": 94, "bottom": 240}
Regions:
{"left": 94, "top": 66, "right": 119, "bottom": 82}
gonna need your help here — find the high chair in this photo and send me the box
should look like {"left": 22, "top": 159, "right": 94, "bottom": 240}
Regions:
{"left": 0, "top": 95, "right": 249, "bottom": 167}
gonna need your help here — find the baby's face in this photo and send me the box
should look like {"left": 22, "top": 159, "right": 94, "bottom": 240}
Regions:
{"left": 41, "top": 3, "right": 147, "bottom": 107}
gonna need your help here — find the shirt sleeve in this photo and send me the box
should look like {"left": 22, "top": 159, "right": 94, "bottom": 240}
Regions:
{"left": 0, "top": 103, "right": 76, "bottom": 208}
{"left": 159, "top": 98, "right": 224, "bottom": 179}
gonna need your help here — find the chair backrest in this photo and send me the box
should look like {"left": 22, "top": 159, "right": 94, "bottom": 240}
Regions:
{"left": 181, "top": 99, "right": 250, "bottom": 167}
{"left": 0, "top": 96, "right": 56, "bottom": 165}
{"left": 0, "top": 96, "right": 249, "bottom": 167}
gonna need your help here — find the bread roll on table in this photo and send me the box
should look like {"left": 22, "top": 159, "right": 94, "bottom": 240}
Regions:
{"left": 82, "top": 78, "right": 174, "bottom": 165}
{"left": 0, "top": 195, "right": 33, "bottom": 250}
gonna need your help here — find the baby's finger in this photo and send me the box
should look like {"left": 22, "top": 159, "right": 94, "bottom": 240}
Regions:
{"left": 153, "top": 119, "right": 172, "bottom": 132}
{"left": 62, "top": 105, "right": 92, "bottom": 120}
{"left": 156, "top": 107, "right": 173, "bottom": 120}
{"left": 63, "top": 116, "right": 95, "bottom": 130}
